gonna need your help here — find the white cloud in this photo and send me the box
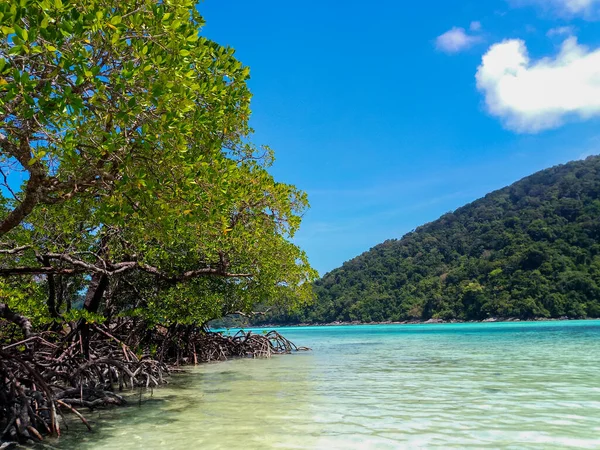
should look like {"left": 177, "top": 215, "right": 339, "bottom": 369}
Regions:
{"left": 510, "top": 0, "right": 600, "bottom": 17}
{"left": 436, "top": 27, "right": 482, "bottom": 53}
{"left": 476, "top": 37, "right": 600, "bottom": 133}
{"left": 546, "top": 25, "right": 576, "bottom": 36}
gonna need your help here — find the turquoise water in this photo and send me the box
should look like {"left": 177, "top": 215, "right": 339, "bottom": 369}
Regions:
{"left": 52, "top": 321, "right": 600, "bottom": 449}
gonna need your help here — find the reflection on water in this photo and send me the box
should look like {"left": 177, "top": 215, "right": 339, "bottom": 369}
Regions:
{"left": 51, "top": 321, "right": 600, "bottom": 449}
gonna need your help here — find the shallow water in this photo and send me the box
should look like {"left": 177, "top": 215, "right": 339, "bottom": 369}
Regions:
{"left": 51, "top": 321, "right": 600, "bottom": 449}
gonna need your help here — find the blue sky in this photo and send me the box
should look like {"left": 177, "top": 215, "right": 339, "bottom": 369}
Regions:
{"left": 198, "top": 0, "right": 600, "bottom": 276}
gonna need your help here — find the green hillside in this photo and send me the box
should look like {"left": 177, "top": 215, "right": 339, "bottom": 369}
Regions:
{"left": 262, "top": 156, "right": 600, "bottom": 324}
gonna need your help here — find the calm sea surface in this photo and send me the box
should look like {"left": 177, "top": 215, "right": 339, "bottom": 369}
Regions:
{"left": 51, "top": 321, "right": 600, "bottom": 449}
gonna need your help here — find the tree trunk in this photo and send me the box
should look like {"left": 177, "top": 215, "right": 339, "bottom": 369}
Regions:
{"left": 0, "top": 303, "right": 32, "bottom": 337}
{"left": 83, "top": 273, "right": 109, "bottom": 314}
{"left": 80, "top": 273, "right": 109, "bottom": 359}
{"left": 43, "top": 256, "right": 59, "bottom": 318}
{"left": 55, "top": 275, "right": 64, "bottom": 313}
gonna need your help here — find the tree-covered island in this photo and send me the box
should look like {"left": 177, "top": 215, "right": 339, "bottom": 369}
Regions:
{"left": 257, "top": 156, "right": 600, "bottom": 325}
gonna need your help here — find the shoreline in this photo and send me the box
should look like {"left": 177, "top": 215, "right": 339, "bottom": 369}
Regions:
{"left": 253, "top": 316, "right": 600, "bottom": 329}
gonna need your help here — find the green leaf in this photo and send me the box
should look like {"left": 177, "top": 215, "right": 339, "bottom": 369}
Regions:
{"left": 13, "top": 25, "right": 25, "bottom": 40}
{"left": 110, "top": 15, "right": 122, "bottom": 25}
{"left": 40, "top": 0, "right": 52, "bottom": 10}
{"left": 8, "top": 45, "right": 22, "bottom": 55}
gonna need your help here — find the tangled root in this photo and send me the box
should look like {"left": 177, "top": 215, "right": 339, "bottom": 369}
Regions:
{"left": 0, "top": 323, "right": 306, "bottom": 444}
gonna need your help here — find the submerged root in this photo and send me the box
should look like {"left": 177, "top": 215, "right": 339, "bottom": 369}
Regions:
{"left": 154, "top": 327, "right": 310, "bottom": 364}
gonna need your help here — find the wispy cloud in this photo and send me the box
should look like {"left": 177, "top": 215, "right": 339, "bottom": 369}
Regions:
{"left": 435, "top": 26, "right": 483, "bottom": 54}
{"left": 476, "top": 37, "right": 600, "bottom": 132}
{"left": 578, "top": 150, "right": 599, "bottom": 159}
{"left": 470, "top": 21, "right": 482, "bottom": 32}
{"left": 546, "top": 25, "right": 576, "bottom": 36}
{"left": 509, "top": 0, "right": 600, "bottom": 18}
{"left": 577, "top": 135, "right": 600, "bottom": 159}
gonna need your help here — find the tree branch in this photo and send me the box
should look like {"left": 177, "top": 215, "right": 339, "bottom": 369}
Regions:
{"left": 0, "top": 245, "right": 32, "bottom": 254}
{"left": 0, "top": 133, "right": 46, "bottom": 236}
{"left": 0, "top": 260, "right": 251, "bottom": 279}
{"left": 0, "top": 267, "right": 84, "bottom": 275}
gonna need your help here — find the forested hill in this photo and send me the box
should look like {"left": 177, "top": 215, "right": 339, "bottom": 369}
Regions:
{"left": 262, "top": 155, "right": 600, "bottom": 324}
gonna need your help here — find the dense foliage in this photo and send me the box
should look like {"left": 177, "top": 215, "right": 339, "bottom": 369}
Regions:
{"left": 0, "top": 0, "right": 316, "bottom": 332}
{"left": 261, "top": 156, "right": 600, "bottom": 324}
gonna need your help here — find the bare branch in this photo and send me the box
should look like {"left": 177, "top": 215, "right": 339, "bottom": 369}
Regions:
{"left": 0, "top": 245, "right": 32, "bottom": 254}
{"left": 0, "top": 267, "right": 84, "bottom": 275}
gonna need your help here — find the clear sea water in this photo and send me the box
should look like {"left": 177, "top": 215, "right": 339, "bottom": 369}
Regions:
{"left": 51, "top": 320, "right": 600, "bottom": 449}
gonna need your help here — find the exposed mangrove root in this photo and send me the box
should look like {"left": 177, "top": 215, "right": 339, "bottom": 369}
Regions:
{"left": 0, "top": 323, "right": 167, "bottom": 444}
{"left": 155, "top": 329, "right": 310, "bottom": 363}
{"left": 0, "top": 321, "right": 307, "bottom": 444}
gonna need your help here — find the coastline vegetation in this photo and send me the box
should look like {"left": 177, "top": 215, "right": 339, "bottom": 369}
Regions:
{"left": 0, "top": 0, "right": 315, "bottom": 444}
